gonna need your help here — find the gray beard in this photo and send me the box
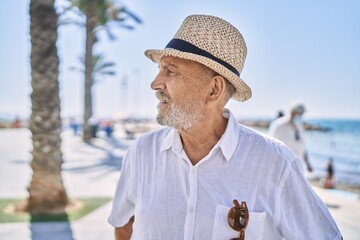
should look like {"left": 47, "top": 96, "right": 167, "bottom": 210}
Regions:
{"left": 156, "top": 100, "right": 205, "bottom": 130}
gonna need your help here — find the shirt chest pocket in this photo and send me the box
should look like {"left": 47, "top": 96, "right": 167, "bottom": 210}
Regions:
{"left": 212, "top": 204, "right": 267, "bottom": 240}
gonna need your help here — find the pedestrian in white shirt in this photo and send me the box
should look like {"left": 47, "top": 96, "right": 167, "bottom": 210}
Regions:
{"left": 108, "top": 14, "right": 342, "bottom": 240}
{"left": 268, "top": 102, "right": 313, "bottom": 173}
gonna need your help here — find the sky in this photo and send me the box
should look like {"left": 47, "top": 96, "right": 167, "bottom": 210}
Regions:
{"left": 0, "top": 0, "right": 359, "bottom": 121}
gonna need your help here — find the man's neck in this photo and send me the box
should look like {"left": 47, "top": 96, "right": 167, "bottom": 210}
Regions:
{"left": 289, "top": 113, "right": 296, "bottom": 128}
{"left": 178, "top": 111, "right": 228, "bottom": 165}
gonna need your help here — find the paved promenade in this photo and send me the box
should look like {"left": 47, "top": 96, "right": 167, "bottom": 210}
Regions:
{"left": 0, "top": 127, "right": 359, "bottom": 239}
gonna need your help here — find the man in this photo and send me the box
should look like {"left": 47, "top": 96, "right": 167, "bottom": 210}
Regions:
{"left": 108, "top": 15, "right": 341, "bottom": 239}
{"left": 268, "top": 102, "right": 313, "bottom": 173}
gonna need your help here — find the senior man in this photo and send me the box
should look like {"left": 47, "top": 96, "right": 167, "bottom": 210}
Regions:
{"left": 108, "top": 15, "right": 341, "bottom": 240}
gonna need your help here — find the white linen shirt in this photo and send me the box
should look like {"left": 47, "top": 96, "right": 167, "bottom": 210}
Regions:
{"left": 108, "top": 110, "right": 341, "bottom": 240}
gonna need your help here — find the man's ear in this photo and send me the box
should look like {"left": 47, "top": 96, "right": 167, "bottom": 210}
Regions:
{"left": 208, "top": 75, "right": 226, "bottom": 100}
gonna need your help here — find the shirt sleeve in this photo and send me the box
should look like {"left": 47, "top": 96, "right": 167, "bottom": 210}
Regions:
{"left": 108, "top": 143, "right": 137, "bottom": 227}
{"left": 276, "top": 159, "right": 342, "bottom": 239}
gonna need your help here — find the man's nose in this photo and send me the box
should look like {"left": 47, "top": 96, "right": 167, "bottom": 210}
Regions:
{"left": 150, "top": 72, "right": 166, "bottom": 90}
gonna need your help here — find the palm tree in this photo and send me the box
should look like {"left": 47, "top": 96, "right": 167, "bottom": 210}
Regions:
{"left": 27, "top": 0, "right": 68, "bottom": 213}
{"left": 61, "top": 0, "right": 142, "bottom": 141}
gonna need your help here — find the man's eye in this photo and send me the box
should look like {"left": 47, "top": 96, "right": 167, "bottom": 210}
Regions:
{"left": 167, "top": 69, "right": 177, "bottom": 75}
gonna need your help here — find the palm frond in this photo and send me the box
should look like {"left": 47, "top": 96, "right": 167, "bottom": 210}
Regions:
{"left": 102, "top": 27, "right": 117, "bottom": 41}
{"left": 115, "top": 23, "right": 135, "bottom": 30}
{"left": 62, "top": 0, "right": 142, "bottom": 41}
{"left": 98, "top": 70, "right": 116, "bottom": 76}
{"left": 122, "top": 7, "right": 143, "bottom": 24}
{"left": 91, "top": 54, "right": 117, "bottom": 78}
{"left": 69, "top": 66, "right": 85, "bottom": 73}
{"left": 97, "top": 61, "right": 116, "bottom": 68}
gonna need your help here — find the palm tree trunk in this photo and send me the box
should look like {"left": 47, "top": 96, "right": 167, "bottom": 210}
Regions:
{"left": 27, "top": 0, "right": 68, "bottom": 214}
{"left": 82, "top": 3, "right": 97, "bottom": 141}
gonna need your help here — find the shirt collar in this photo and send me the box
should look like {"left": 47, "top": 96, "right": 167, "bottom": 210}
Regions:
{"left": 216, "top": 109, "right": 240, "bottom": 161}
{"left": 160, "top": 109, "right": 240, "bottom": 162}
{"left": 160, "top": 128, "right": 181, "bottom": 153}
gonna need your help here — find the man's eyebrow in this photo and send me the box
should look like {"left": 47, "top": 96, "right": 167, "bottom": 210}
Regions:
{"left": 159, "top": 61, "right": 180, "bottom": 70}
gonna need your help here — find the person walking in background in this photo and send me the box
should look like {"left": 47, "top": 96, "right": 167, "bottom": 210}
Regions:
{"left": 324, "top": 157, "right": 335, "bottom": 189}
{"left": 268, "top": 101, "right": 313, "bottom": 173}
{"left": 108, "top": 15, "right": 341, "bottom": 239}
{"left": 69, "top": 117, "right": 79, "bottom": 136}
{"left": 276, "top": 110, "right": 284, "bottom": 119}
{"left": 88, "top": 115, "right": 100, "bottom": 138}
{"left": 11, "top": 116, "right": 22, "bottom": 128}
{"left": 103, "top": 119, "right": 114, "bottom": 138}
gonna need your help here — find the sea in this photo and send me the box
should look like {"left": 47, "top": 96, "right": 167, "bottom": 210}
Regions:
{"left": 304, "top": 119, "right": 360, "bottom": 186}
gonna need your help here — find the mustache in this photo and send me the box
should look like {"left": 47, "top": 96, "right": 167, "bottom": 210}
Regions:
{"left": 155, "top": 91, "right": 172, "bottom": 103}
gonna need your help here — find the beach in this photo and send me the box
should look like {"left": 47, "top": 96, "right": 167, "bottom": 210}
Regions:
{"left": 0, "top": 123, "right": 359, "bottom": 239}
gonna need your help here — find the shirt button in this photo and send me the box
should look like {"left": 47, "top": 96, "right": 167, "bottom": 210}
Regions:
{"left": 191, "top": 168, "right": 196, "bottom": 174}
{"left": 188, "top": 207, "right": 194, "bottom": 213}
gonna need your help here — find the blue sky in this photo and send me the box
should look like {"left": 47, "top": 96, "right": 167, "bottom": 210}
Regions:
{"left": 0, "top": 0, "right": 359, "bottom": 120}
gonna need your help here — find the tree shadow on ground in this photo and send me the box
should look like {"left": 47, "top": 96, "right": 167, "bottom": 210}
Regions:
{"left": 30, "top": 213, "right": 74, "bottom": 240}
{"left": 63, "top": 137, "right": 129, "bottom": 174}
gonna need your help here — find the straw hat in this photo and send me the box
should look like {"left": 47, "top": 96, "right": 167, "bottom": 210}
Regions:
{"left": 145, "top": 14, "right": 252, "bottom": 101}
